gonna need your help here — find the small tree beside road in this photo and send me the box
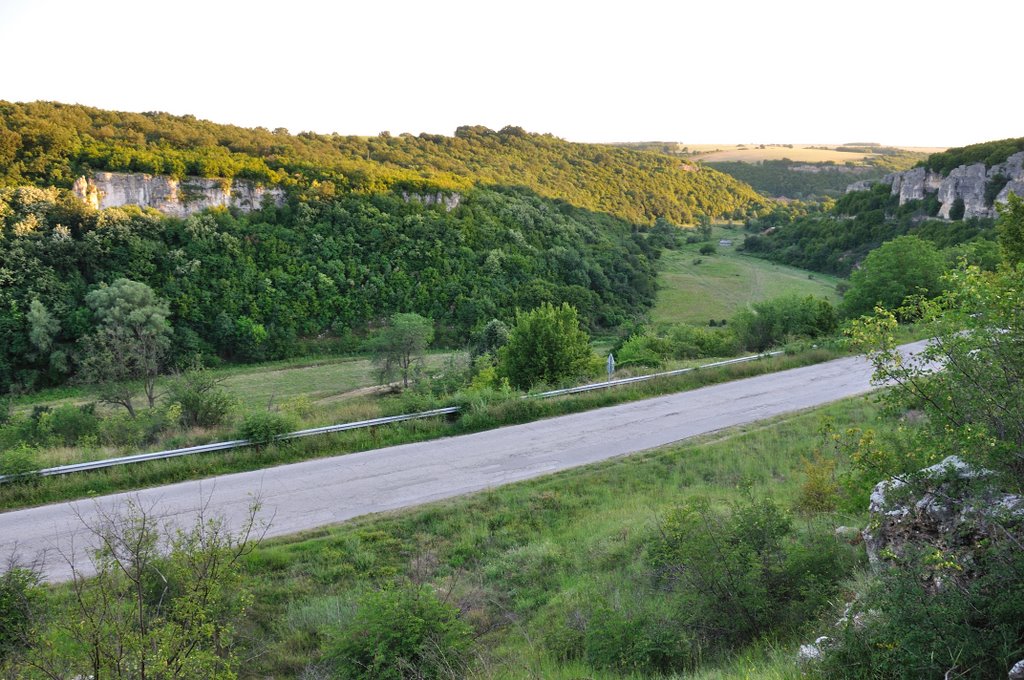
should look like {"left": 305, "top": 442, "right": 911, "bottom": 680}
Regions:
{"left": 499, "top": 302, "right": 593, "bottom": 390}
{"left": 370, "top": 313, "right": 435, "bottom": 389}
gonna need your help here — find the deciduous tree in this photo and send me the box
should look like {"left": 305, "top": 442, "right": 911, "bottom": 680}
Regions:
{"left": 77, "top": 279, "right": 171, "bottom": 417}
{"left": 370, "top": 313, "right": 435, "bottom": 389}
{"left": 499, "top": 302, "right": 592, "bottom": 389}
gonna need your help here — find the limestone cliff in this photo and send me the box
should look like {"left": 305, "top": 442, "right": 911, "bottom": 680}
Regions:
{"left": 846, "top": 151, "right": 1024, "bottom": 219}
{"left": 400, "top": 190, "right": 461, "bottom": 211}
{"left": 72, "top": 172, "right": 286, "bottom": 217}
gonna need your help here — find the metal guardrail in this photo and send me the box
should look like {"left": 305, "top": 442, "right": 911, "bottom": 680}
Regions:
{"left": 0, "top": 352, "right": 784, "bottom": 483}
{"left": 527, "top": 351, "right": 784, "bottom": 399}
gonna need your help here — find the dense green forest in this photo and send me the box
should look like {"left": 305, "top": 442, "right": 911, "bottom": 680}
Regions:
{"left": 0, "top": 184, "right": 660, "bottom": 393}
{"left": 0, "top": 101, "right": 765, "bottom": 225}
{"left": 706, "top": 160, "right": 883, "bottom": 200}
{"left": 741, "top": 184, "right": 998, "bottom": 275}
{"left": 920, "top": 136, "right": 1024, "bottom": 174}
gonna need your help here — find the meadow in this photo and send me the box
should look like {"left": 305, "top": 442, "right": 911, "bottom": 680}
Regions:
{"left": 651, "top": 228, "right": 841, "bottom": 326}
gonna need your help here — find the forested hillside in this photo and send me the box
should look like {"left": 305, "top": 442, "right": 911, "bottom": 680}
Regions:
{"left": 0, "top": 101, "right": 765, "bottom": 225}
{"left": 0, "top": 184, "right": 663, "bottom": 392}
{"left": 920, "top": 137, "right": 1024, "bottom": 174}
{"left": 0, "top": 101, "right": 780, "bottom": 393}
{"left": 742, "top": 182, "right": 998, "bottom": 276}
{"left": 706, "top": 160, "right": 882, "bottom": 200}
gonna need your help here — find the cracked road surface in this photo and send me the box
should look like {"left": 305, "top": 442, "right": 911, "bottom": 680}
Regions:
{"left": 0, "top": 341, "right": 926, "bottom": 582}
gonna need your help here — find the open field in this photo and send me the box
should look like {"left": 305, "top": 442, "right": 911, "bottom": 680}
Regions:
{"left": 679, "top": 143, "right": 945, "bottom": 164}
{"left": 11, "top": 352, "right": 453, "bottom": 415}
{"left": 697, "top": 146, "right": 871, "bottom": 163}
{"left": 652, "top": 228, "right": 841, "bottom": 326}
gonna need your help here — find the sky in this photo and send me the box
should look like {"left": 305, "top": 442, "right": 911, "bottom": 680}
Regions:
{"left": 0, "top": 0, "right": 1019, "bottom": 148}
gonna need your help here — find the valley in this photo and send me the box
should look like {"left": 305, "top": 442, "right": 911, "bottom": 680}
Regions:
{"left": 0, "top": 94, "right": 1021, "bottom": 680}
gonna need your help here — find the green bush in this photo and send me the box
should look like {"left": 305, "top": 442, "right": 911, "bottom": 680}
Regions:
{"left": 817, "top": 541, "right": 1024, "bottom": 679}
{"left": 647, "top": 495, "right": 859, "bottom": 650}
{"left": 0, "top": 444, "right": 39, "bottom": 477}
{"left": 616, "top": 334, "right": 669, "bottom": 368}
{"left": 0, "top": 566, "right": 41, "bottom": 662}
{"left": 499, "top": 302, "right": 593, "bottom": 390}
{"left": 324, "top": 583, "right": 473, "bottom": 679}
{"left": 616, "top": 324, "right": 738, "bottom": 368}
{"left": 699, "top": 243, "right": 717, "bottom": 255}
{"left": 165, "top": 369, "right": 234, "bottom": 428}
{"left": 236, "top": 411, "right": 297, "bottom": 445}
{"left": 732, "top": 294, "right": 838, "bottom": 352}
{"left": 98, "top": 412, "right": 144, "bottom": 449}
{"left": 667, "top": 323, "right": 738, "bottom": 358}
{"left": 45, "top": 403, "right": 100, "bottom": 447}
{"left": 581, "top": 597, "right": 693, "bottom": 673}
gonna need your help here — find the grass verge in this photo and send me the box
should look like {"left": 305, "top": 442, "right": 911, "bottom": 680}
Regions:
{"left": 0, "top": 349, "right": 842, "bottom": 511}
{"left": 232, "top": 394, "right": 886, "bottom": 678}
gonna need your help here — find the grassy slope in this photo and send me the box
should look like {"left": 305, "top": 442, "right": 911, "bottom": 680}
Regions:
{"left": 652, "top": 229, "right": 841, "bottom": 326}
{"left": 238, "top": 395, "right": 884, "bottom": 678}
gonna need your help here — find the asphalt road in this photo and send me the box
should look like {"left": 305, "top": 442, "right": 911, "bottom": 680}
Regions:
{"left": 0, "top": 341, "right": 927, "bottom": 582}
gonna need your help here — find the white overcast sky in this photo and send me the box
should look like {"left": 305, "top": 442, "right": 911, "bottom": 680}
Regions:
{"left": 0, "top": 0, "right": 1019, "bottom": 147}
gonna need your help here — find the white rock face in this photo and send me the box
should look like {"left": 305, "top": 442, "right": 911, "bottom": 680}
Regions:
{"left": 400, "top": 190, "right": 462, "bottom": 211}
{"left": 72, "top": 172, "right": 285, "bottom": 217}
{"left": 850, "top": 151, "right": 1024, "bottom": 219}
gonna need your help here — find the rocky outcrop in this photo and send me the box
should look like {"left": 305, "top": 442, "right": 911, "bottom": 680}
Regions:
{"left": 72, "top": 172, "right": 286, "bottom": 217}
{"left": 848, "top": 151, "right": 1024, "bottom": 219}
{"left": 799, "top": 457, "right": 1024, "bottom": 670}
{"left": 864, "top": 456, "right": 1024, "bottom": 585}
{"left": 400, "top": 190, "right": 461, "bottom": 211}
{"left": 844, "top": 179, "right": 875, "bottom": 193}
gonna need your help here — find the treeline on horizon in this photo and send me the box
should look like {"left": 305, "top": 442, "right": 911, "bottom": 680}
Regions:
{"left": 918, "top": 136, "right": 1024, "bottom": 175}
{"left": 0, "top": 184, "right": 664, "bottom": 393}
{"left": 0, "top": 101, "right": 766, "bottom": 226}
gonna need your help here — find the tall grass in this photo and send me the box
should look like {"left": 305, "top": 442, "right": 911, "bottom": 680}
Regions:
{"left": 231, "top": 395, "right": 887, "bottom": 678}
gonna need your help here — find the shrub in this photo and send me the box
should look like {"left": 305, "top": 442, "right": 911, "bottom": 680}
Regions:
{"left": 732, "top": 294, "right": 837, "bottom": 352}
{"left": 647, "top": 495, "right": 858, "bottom": 650}
{"left": 46, "top": 403, "right": 100, "bottom": 446}
{"left": 165, "top": 369, "right": 234, "bottom": 428}
{"left": 237, "top": 411, "right": 297, "bottom": 445}
{"left": 99, "top": 412, "right": 144, "bottom": 449}
{"left": 499, "top": 302, "right": 593, "bottom": 390}
{"left": 667, "top": 324, "right": 738, "bottom": 358}
{"left": 795, "top": 450, "right": 839, "bottom": 515}
{"left": 324, "top": 583, "right": 473, "bottom": 679}
{"left": 581, "top": 597, "right": 693, "bottom": 673}
{"left": 818, "top": 541, "right": 1024, "bottom": 679}
{"left": 0, "top": 444, "right": 39, "bottom": 477}
{"left": 0, "top": 566, "right": 42, "bottom": 662}
{"left": 699, "top": 243, "right": 717, "bottom": 255}
{"left": 616, "top": 334, "right": 668, "bottom": 368}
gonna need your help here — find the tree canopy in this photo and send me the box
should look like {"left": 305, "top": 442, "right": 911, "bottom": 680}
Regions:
{"left": 0, "top": 101, "right": 765, "bottom": 225}
{"left": 840, "top": 236, "right": 946, "bottom": 319}
{"left": 0, "top": 184, "right": 660, "bottom": 393}
{"left": 499, "top": 302, "right": 593, "bottom": 390}
{"left": 370, "top": 313, "right": 435, "bottom": 388}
